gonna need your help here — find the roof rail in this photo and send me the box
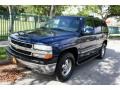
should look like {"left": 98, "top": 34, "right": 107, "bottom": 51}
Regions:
{"left": 88, "top": 15, "right": 94, "bottom": 17}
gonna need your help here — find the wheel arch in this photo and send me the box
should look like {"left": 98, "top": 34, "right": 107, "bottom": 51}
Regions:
{"left": 58, "top": 47, "right": 78, "bottom": 64}
{"left": 103, "top": 40, "right": 107, "bottom": 45}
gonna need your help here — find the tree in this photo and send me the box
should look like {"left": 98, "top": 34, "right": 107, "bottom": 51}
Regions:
{"left": 23, "top": 5, "right": 67, "bottom": 16}
{"left": 8, "top": 5, "right": 15, "bottom": 33}
{"left": 0, "top": 5, "right": 9, "bottom": 13}
{"left": 50, "top": 5, "right": 54, "bottom": 18}
{"left": 107, "top": 5, "right": 120, "bottom": 18}
{"left": 23, "top": 5, "right": 50, "bottom": 16}
{"left": 77, "top": 5, "right": 120, "bottom": 20}
{"left": 53, "top": 5, "right": 68, "bottom": 16}
{"left": 77, "top": 5, "right": 109, "bottom": 20}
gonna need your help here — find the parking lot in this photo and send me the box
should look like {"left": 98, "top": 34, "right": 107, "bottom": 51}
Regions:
{"left": 0, "top": 40, "right": 120, "bottom": 85}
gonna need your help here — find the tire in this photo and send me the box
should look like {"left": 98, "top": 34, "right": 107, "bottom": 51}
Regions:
{"left": 98, "top": 43, "right": 106, "bottom": 59}
{"left": 55, "top": 52, "right": 75, "bottom": 82}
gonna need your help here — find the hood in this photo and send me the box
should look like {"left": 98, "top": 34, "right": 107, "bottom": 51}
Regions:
{"left": 10, "top": 28, "right": 79, "bottom": 45}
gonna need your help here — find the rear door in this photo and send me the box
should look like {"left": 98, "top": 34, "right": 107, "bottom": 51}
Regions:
{"left": 78, "top": 17, "right": 97, "bottom": 61}
{"left": 94, "top": 19, "right": 104, "bottom": 49}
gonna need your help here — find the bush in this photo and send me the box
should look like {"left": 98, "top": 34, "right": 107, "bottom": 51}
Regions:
{"left": 109, "top": 34, "right": 120, "bottom": 39}
{"left": 0, "top": 47, "right": 7, "bottom": 60}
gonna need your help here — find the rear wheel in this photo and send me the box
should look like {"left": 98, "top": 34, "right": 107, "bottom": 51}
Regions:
{"left": 55, "top": 53, "right": 75, "bottom": 82}
{"left": 98, "top": 43, "right": 106, "bottom": 59}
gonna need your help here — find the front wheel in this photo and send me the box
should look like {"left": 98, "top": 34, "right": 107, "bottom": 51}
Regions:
{"left": 55, "top": 53, "right": 75, "bottom": 82}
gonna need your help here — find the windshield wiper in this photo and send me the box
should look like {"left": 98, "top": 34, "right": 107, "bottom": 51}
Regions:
{"left": 51, "top": 28, "right": 67, "bottom": 31}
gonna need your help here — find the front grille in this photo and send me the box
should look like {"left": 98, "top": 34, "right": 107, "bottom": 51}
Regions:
{"left": 11, "top": 45, "right": 31, "bottom": 56}
{"left": 11, "top": 39, "right": 32, "bottom": 48}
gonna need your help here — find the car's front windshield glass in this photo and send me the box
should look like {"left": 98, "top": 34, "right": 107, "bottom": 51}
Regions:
{"left": 40, "top": 17, "right": 79, "bottom": 32}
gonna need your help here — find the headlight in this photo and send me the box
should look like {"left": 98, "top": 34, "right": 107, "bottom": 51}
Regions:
{"left": 33, "top": 44, "right": 52, "bottom": 51}
{"left": 33, "top": 44, "right": 53, "bottom": 59}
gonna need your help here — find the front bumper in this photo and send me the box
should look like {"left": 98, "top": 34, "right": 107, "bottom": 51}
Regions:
{"left": 6, "top": 47, "right": 57, "bottom": 75}
{"left": 17, "top": 58, "right": 56, "bottom": 75}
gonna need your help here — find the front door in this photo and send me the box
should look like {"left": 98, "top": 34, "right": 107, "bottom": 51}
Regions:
{"left": 78, "top": 17, "right": 97, "bottom": 62}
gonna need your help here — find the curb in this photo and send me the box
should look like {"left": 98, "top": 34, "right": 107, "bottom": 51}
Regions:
{"left": 0, "top": 60, "right": 11, "bottom": 65}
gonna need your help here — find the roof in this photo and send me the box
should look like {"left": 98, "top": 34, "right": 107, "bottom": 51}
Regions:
{"left": 54, "top": 15, "right": 85, "bottom": 18}
{"left": 54, "top": 15, "right": 102, "bottom": 20}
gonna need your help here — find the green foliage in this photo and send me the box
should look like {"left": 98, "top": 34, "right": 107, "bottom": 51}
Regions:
{"left": 108, "top": 5, "right": 120, "bottom": 16}
{"left": 0, "top": 5, "right": 25, "bottom": 14}
{"left": 0, "top": 47, "right": 7, "bottom": 60}
{"left": 14, "top": 5, "right": 25, "bottom": 14}
{"left": 77, "top": 5, "right": 120, "bottom": 20}
{"left": 23, "top": 5, "right": 51, "bottom": 16}
{"left": 0, "top": 5, "right": 8, "bottom": 13}
{"left": 77, "top": 5, "right": 108, "bottom": 20}
{"left": 77, "top": 5, "right": 102, "bottom": 16}
{"left": 109, "top": 34, "right": 120, "bottom": 39}
{"left": 23, "top": 5, "right": 67, "bottom": 16}
{"left": 53, "top": 5, "right": 67, "bottom": 15}
{"left": 0, "top": 5, "right": 67, "bottom": 16}
{"left": 1, "top": 5, "right": 120, "bottom": 19}
{"left": 106, "top": 5, "right": 120, "bottom": 21}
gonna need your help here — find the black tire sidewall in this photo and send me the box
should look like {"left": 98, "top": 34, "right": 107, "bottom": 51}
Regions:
{"left": 56, "top": 53, "right": 75, "bottom": 82}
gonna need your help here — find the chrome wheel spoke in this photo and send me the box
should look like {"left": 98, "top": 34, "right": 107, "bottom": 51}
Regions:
{"left": 102, "top": 46, "right": 105, "bottom": 56}
{"left": 61, "top": 59, "right": 72, "bottom": 76}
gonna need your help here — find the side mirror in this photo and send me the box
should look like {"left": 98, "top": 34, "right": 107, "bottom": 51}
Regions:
{"left": 82, "top": 28, "right": 94, "bottom": 35}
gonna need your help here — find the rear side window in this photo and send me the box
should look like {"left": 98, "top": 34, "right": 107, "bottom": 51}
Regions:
{"left": 83, "top": 17, "right": 108, "bottom": 35}
{"left": 94, "top": 19, "right": 102, "bottom": 34}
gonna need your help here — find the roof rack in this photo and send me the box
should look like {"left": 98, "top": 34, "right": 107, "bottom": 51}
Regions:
{"left": 88, "top": 15, "right": 94, "bottom": 17}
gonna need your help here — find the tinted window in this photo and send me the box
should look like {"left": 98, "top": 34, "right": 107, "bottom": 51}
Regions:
{"left": 94, "top": 19, "right": 102, "bottom": 34}
{"left": 41, "top": 17, "right": 80, "bottom": 32}
{"left": 85, "top": 17, "right": 94, "bottom": 29}
{"left": 83, "top": 17, "right": 94, "bottom": 35}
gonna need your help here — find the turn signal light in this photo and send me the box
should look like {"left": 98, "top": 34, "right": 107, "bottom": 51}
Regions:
{"left": 44, "top": 54, "right": 53, "bottom": 59}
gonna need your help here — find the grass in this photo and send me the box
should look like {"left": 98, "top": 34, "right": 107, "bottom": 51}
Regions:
{"left": 0, "top": 47, "right": 7, "bottom": 60}
{"left": 109, "top": 34, "right": 120, "bottom": 39}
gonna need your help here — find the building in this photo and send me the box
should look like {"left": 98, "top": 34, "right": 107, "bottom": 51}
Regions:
{"left": 106, "top": 17, "right": 120, "bottom": 34}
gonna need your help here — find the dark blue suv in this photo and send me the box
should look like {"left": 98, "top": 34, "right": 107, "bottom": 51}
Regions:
{"left": 6, "top": 16, "right": 108, "bottom": 82}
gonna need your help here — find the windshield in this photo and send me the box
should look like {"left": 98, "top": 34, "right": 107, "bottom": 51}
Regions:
{"left": 40, "top": 17, "right": 79, "bottom": 32}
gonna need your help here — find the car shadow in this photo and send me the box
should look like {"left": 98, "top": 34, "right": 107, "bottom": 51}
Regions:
{"left": 14, "top": 70, "right": 56, "bottom": 85}
{"left": 67, "top": 47, "right": 120, "bottom": 85}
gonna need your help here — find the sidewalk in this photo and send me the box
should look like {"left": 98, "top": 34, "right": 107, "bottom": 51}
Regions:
{"left": 0, "top": 41, "right": 8, "bottom": 47}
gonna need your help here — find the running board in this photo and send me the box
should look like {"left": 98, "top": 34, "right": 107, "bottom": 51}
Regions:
{"left": 76, "top": 54, "right": 100, "bottom": 66}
